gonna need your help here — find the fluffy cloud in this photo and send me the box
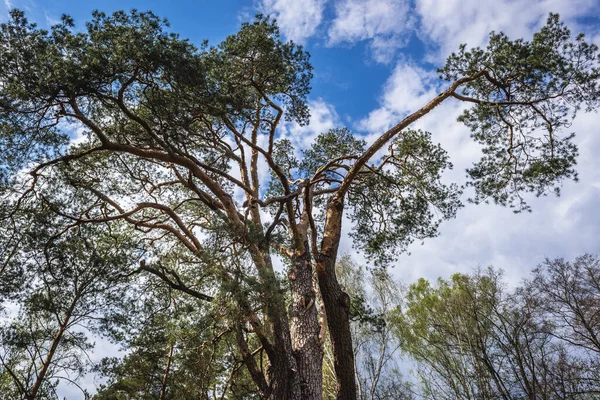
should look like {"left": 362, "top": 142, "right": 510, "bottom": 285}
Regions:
{"left": 276, "top": 0, "right": 599, "bottom": 65}
{"left": 327, "top": 0, "right": 413, "bottom": 63}
{"left": 359, "top": 62, "right": 439, "bottom": 132}
{"left": 284, "top": 98, "right": 340, "bottom": 145}
{"left": 415, "top": 0, "right": 600, "bottom": 62}
{"left": 258, "top": 0, "right": 328, "bottom": 43}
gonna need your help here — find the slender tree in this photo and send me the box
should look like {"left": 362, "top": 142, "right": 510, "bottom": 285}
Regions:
{"left": 1, "top": 9, "right": 599, "bottom": 398}
{"left": 0, "top": 210, "right": 135, "bottom": 399}
{"left": 93, "top": 286, "right": 246, "bottom": 400}
{"left": 394, "top": 264, "right": 600, "bottom": 399}
{"left": 531, "top": 255, "right": 600, "bottom": 355}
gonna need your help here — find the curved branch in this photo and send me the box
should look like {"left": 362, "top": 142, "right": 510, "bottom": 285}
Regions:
{"left": 140, "top": 262, "right": 213, "bottom": 302}
{"left": 335, "top": 70, "right": 487, "bottom": 200}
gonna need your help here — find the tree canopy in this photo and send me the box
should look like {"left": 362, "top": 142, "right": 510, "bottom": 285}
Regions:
{"left": 0, "top": 8, "right": 599, "bottom": 399}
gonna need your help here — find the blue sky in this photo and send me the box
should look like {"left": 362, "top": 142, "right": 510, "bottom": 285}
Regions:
{"left": 3, "top": 0, "right": 600, "bottom": 397}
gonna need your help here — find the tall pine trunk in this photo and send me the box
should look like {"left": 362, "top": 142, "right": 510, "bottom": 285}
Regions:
{"left": 317, "top": 197, "right": 357, "bottom": 400}
{"left": 289, "top": 245, "right": 323, "bottom": 400}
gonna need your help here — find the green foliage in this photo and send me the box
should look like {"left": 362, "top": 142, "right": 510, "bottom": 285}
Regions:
{"left": 208, "top": 15, "right": 313, "bottom": 125}
{"left": 441, "top": 14, "right": 600, "bottom": 211}
{"left": 94, "top": 281, "right": 262, "bottom": 399}
{"left": 395, "top": 271, "right": 499, "bottom": 358}
{"left": 0, "top": 205, "right": 138, "bottom": 399}
{"left": 393, "top": 264, "right": 600, "bottom": 399}
{"left": 348, "top": 130, "right": 462, "bottom": 266}
{"left": 0, "top": 9, "right": 312, "bottom": 192}
{"left": 300, "top": 127, "right": 366, "bottom": 178}
{"left": 0, "top": 7, "right": 598, "bottom": 398}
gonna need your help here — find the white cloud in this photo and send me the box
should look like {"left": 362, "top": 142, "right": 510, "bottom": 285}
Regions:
{"left": 260, "top": 0, "right": 599, "bottom": 65}
{"left": 327, "top": 0, "right": 413, "bottom": 63}
{"left": 359, "top": 62, "right": 439, "bottom": 133}
{"left": 285, "top": 98, "right": 340, "bottom": 146}
{"left": 415, "top": 0, "right": 600, "bottom": 62}
{"left": 321, "top": 0, "right": 599, "bottom": 64}
{"left": 258, "top": 0, "right": 328, "bottom": 43}
{"left": 344, "top": 0, "right": 600, "bottom": 285}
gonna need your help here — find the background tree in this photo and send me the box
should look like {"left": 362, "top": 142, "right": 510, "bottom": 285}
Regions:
{"left": 0, "top": 208, "right": 136, "bottom": 400}
{"left": 530, "top": 255, "right": 600, "bottom": 391}
{"left": 0, "top": 8, "right": 599, "bottom": 399}
{"left": 532, "top": 255, "right": 600, "bottom": 355}
{"left": 93, "top": 254, "right": 269, "bottom": 400}
{"left": 93, "top": 290, "right": 235, "bottom": 400}
{"left": 393, "top": 261, "right": 600, "bottom": 399}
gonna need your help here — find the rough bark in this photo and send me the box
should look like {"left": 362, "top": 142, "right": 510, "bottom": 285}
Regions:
{"left": 317, "top": 196, "right": 357, "bottom": 400}
{"left": 289, "top": 245, "right": 324, "bottom": 400}
{"left": 266, "top": 314, "right": 302, "bottom": 400}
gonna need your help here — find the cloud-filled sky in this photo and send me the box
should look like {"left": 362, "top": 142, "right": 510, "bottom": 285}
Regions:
{"left": 2, "top": 0, "right": 600, "bottom": 397}
{"left": 255, "top": 0, "right": 600, "bottom": 286}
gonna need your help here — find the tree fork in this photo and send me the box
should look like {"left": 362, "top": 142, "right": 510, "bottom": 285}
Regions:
{"left": 313, "top": 71, "right": 489, "bottom": 399}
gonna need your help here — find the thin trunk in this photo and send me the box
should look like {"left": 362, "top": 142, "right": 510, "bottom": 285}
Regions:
{"left": 27, "top": 302, "right": 76, "bottom": 400}
{"left": 158, "top": 343, "right": 174, "bottom": 400}
{"left": 369, "top": 330, "right": 388, "bottom": 400}
{"left": 317, "top": 196, "right": 357, "bottom": 400}
{"left": 245, "top": 241, "right": 301, "bottom": 399}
